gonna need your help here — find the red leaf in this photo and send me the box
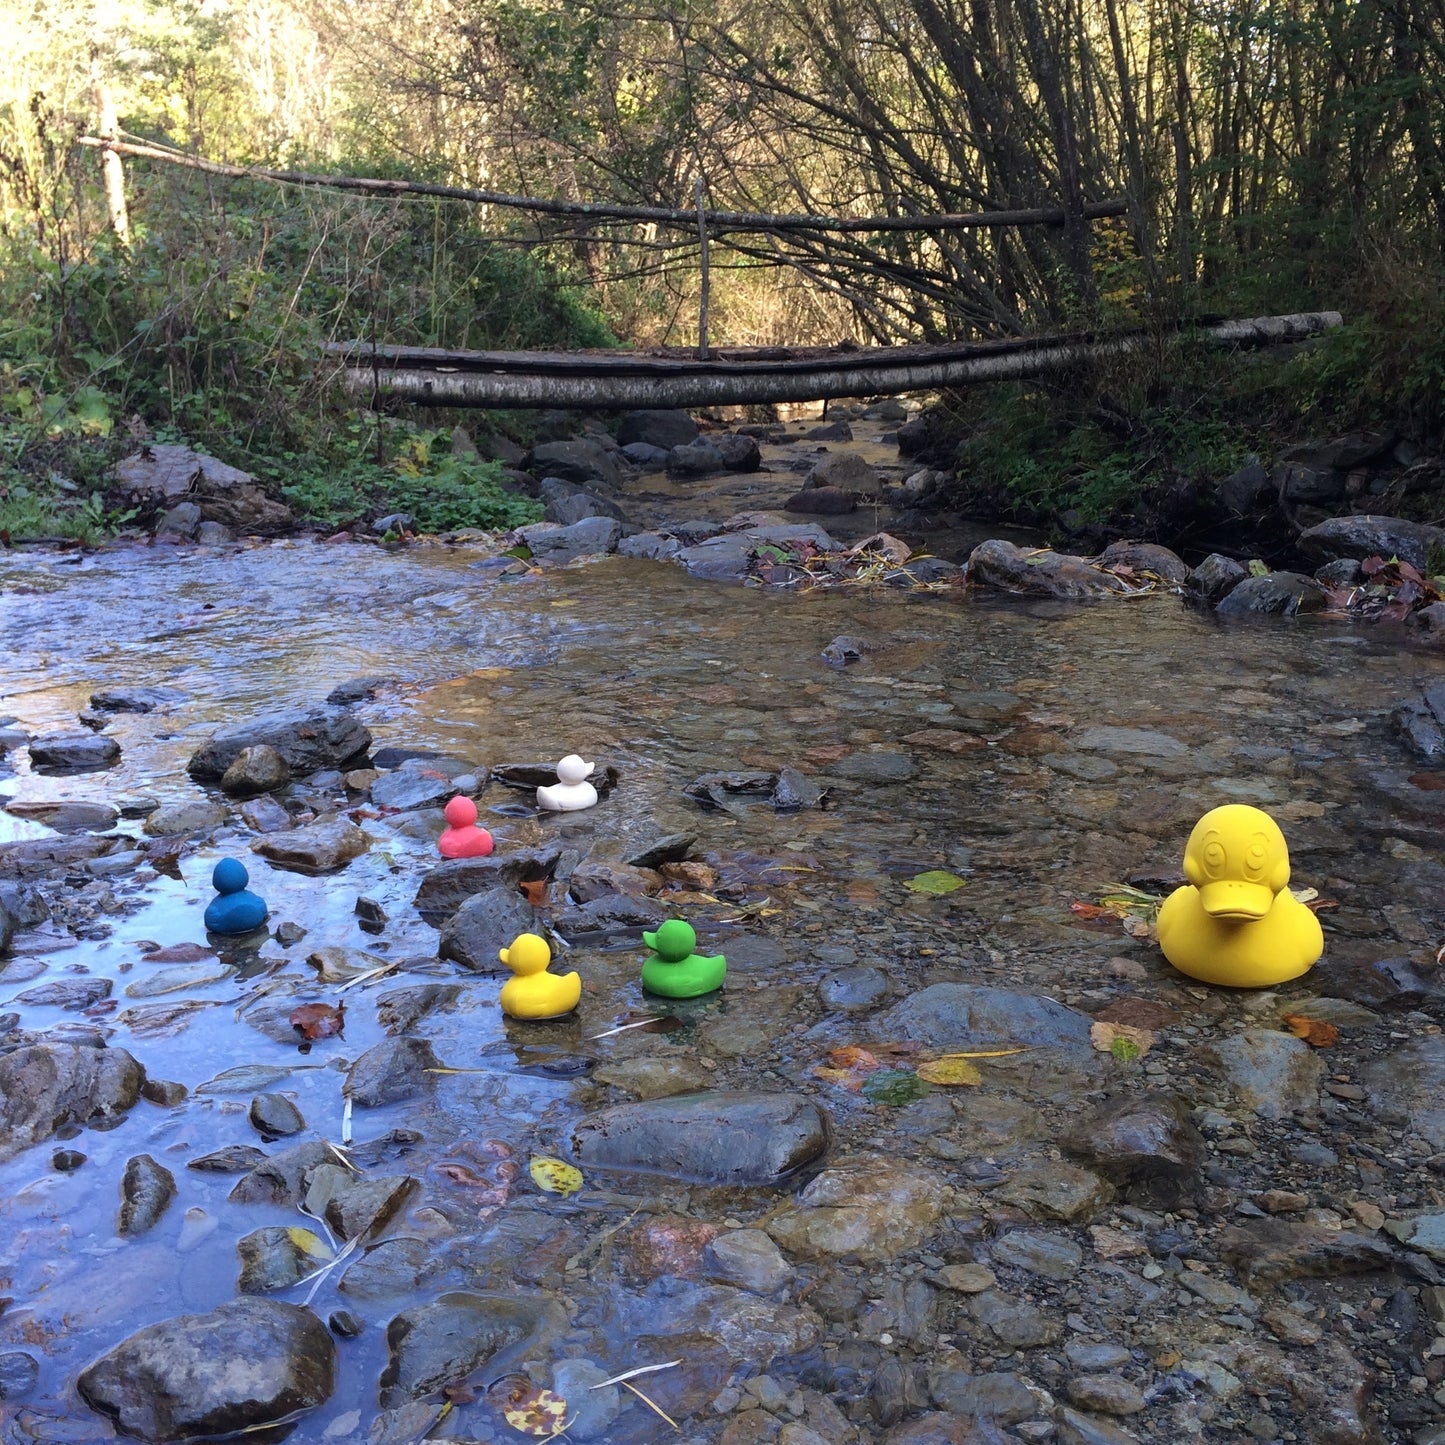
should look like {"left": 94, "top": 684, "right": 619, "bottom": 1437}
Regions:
{"left": 1398, "top": 560, "right": 1426, "bottom": 585}
{"left": 1361, "top": 555, "right": 1387, "bottom": 577}
{"left": 289, "top": 1002, "right": 345, "bottom": 1040}
{"left": 517, "top": 879, "right": 547, "bottom": 906}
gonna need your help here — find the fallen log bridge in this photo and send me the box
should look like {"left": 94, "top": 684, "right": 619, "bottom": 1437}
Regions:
{"left": 329, "top": 312, "right": 1341, "bottom": 411}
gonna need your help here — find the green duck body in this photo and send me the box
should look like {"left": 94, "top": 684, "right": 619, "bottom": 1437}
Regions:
{"left": 641, "top": 950, "right": 727, "bottom": 998}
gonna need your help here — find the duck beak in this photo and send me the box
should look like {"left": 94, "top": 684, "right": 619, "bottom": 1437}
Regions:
{"left": 1198, "top": 879, "right": 1274, "bottom": 920}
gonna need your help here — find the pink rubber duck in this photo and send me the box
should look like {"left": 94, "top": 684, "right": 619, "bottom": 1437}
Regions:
{"left": 439, "top": 796, "right": 494, "bottom": 858}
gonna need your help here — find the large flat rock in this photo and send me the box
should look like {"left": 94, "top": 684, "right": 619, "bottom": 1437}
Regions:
{"left": 187, "top": 707, "right": 371, "bottom": 781}
{"left": 0, "top": 1044, "right": 145, "bottom": 1164}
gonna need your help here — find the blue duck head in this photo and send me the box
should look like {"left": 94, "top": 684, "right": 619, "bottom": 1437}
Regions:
{"left": 212, "top": 858, "right": 250, "bottom": 895}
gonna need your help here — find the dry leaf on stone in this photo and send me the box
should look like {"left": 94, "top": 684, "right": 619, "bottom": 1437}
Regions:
{"left": 904, "top": 870, "right": 967, "bottom": 895}
{"left": 290, "top": 1002, "right": 345, "bottom": 1040}
{"left": 1281, "top": 1013, "right": 1339, "bottom": 1047}
{"left": 499, "top": 1383, "right": 569, "bottom": 1436}
{"left": 1090, "top": 1020, "right": 1154, "bottom": 1061}
{"left": 517, "top": 879, "right": 548, "bottom": 906}
{"left": 915, "top": 1056, "right": 983, "bottom": 1086}
{"left": 528, "top": 1155, "right": 583, "bottom": 1198}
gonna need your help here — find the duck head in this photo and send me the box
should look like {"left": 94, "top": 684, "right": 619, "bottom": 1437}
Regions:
{"left": 444, "top": 795, "right": 478, "bottom": 828}
{"left": 212, "top": 857, "right": 249, "bottom": 895}
{"left": 643, "top": 918, "right": 696, "bottom": 961}
{"left": 499, "top": 932, "right": 552, "bottom": 975}
{"left": 1181, "top": 804, "right": 1291, "bottom": 920}
{"left": 555, "top": 755, "right": 593, "bottom": 786}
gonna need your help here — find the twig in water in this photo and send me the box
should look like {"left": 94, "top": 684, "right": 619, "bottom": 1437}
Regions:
{"left": 590, "top": 1360, "right": 681, "bottom": 1389}
{"left": 622, "top": 1381, "right": 678, "bottom": 1429}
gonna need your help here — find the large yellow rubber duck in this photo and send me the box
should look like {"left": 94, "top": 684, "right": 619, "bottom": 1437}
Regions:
{"left": 1157, "top": 804, "right": 1323, "bottom": 987}
{"left": 498, "top": 932, "right": 581, "bottom": 1019}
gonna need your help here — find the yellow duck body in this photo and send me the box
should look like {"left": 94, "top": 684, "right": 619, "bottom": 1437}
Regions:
{"left": 1157, "top": 803, "right": 1323, "bottom": 988}
{"left": 498, "top": 932, "right": 581, "bottom": 1020}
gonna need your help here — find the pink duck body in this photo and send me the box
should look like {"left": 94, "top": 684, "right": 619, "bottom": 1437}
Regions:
{"left": 438, "top": 796, "right": 494, "bottom": 859}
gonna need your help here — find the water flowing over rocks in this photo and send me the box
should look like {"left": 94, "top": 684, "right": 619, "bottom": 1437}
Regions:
{"left": 186, "top": 707, "right": 371, "bottom": 781}
{"left": 571, "top": 1091, "right": 831, "bottom": 1184}
{"left": 252, "top": 819, "right": 370, "bottom": 873}
{"left": 76, "top": 1298, "right": 335, "bottom": 1441}
{"left": 0, "top": 1043, "right": 145, "bottom": 1163}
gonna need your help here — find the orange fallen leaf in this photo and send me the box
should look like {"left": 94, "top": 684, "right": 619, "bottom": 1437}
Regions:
{"left": 517, "top": 879, "right": 548, "bottom": 906}
{"left": 1282, "top": 1013, "right": 1338, "bottom": 1047}
{"left": 289, "top": 1002, "right": 345, "bottom": 1040}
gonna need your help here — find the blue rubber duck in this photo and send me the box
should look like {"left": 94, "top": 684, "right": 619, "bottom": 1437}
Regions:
{"left": 203, "top": 858, "right": 269, "bottom": 934}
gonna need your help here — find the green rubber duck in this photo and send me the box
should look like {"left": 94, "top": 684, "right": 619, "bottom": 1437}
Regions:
{"left": 640, "top": 919, "right": 726, "bottom": 998}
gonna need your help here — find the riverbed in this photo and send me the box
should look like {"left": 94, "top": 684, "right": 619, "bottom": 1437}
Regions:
{"left": 3, "top": 522, "right": 1445, "bottom": 1444}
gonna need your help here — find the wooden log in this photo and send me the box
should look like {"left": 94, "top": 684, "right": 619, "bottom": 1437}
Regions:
{"left": 337, "top": 312, "right": 1341, "bottom": 410}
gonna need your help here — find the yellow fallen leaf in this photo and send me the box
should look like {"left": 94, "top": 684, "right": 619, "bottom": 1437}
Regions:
{"left": 284, "top": 1227, "right": 333, "bottom": 1260}
{"left": 915, "top": 1057, "right": 982, "bottom": 1086}
{"left": 529, "top": 1154, "right": 583, "bottom": 1198}
{"left": 500, "top": 1383, "right": 569, "bottom": 1436}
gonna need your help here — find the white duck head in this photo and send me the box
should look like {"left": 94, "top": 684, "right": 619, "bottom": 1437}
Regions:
{"left": 555, "top": 754, "right": 593, "bottom": 785}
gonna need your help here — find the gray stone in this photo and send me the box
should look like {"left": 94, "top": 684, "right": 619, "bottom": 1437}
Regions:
{"left": 927, "top": 1370, "right": 1038, "bottom": 1423}
{"left": 820, "top": 966, "right": 892, "bottom": 1011}
{"left": 379, "top": 1292, "right": 563, "bottom": 1406}
{"left": 325, "top": 676, "right": 391, "bottom": 705}
{"left": 375, "top": 984, "right": 463, "bottom": 1036}
{"left": 187, "top": 1144, "right": 269, "bottom": 1174}
{"left": 118, "top": 1153, "right": 176, "bottom": 1236}
{"left": 344, "top": 1038, "right": 441, "bottom": 1108}
{"left": 551, "top": 1359, "right": 621, "bottom": 1441}
{"left": 808, "top": 452, "right": 882, "bottom": 495}
{"left": 142, "top": 800, "right": 227, "bottom": 836}
{"left": 865, "top": 399, "right": 908, "bottom": 421}
{"left": 187, "top": 707, "right": 371, "bottom": 782}
{"left": 786, "top": 486, "right": 857, "bottom": 515}
{"left": 240, "top": 796, "right": 291, "bottom": 832}
{"left": 716, "top": 433, "right": 763, "bottom": 472}
{"left": 620, "top": 442, "right": 673, "bottom": 469}
{"left": 1068, "top": 1376, "right": 1146, "bottom": 1416}
{"left": 967, "top": 539, "right": 1126, "bottom": 600}
{"left": 372, "top": 512, "right": 414, "bottom": 534}
{"left": 237, "top": 1226, "right": 332, "bottom": 1292}
{"left": 371, "top": 762, "right": 462, "bottom": 812}
{"left": 527, "top": 438, "right": 621, "bottom": 491}
{"left": 13, "top": 978, "right": 113, "bottom": 1010}
{"left": 572, "top": 1091, "right": 830, "bottom": 1186}
{"left": 4, "top": 799, "right": 118, "bottom": 833}
{"left": 1066, "top": 1092, "right": 1205, "bottom": 1202}
{"left": 676, "top": 522, "right": 838, "bottom": 582}
{"left": 1312, "top": 954, "right": 1442, "bottom": 1011}
{"left": 0, "top": 1352, "right": 38, "bottom": 1401}
{"left": 991, "top": 1230, "right": 1084, "bottom": 1279}
{"left": 543, "top": 487, "right": 629, "bottom": 526}
{"left": 157, "top": 501, "right": 202, "bottom": 538}
{"left": 995, "top": 1161, "right": 1113, "bottom": 1222}
{"left": 228, "top": 1140, "right": 337, "bottom": 1206}
{"left": 1073, "top": 725, "right": 1187, "bottom": 757}
{"left": 517, "top": 516, "right": 622, "bottom": 562}
{"left": 412, "top": 843, "right": 568, "bottom": 922}
{"left": 1187, "top": 553, "right": 1248, "bottom": 605}
{"left": 1395, "top": 685, "right": 1445, "bottom": 761}
{"left": 1277, "top": 458, "right": 1345, "bottom": 505}
{"left": 1065, "top": 1342, "right": 1132, "bottom": 1371}
{"left": 1363, "top": 1036, "right": 1445, "bottom": 1145}
{"left": 77, "top": 1298, "right": 335, "bottom": 1442}
{"left": 1057, "top": 1407, "right": 1141, "bottom": 1444}
{"left": 831, "top": 751, "right": 916, "bottom": 782}
{"left": 1220, "top": 1221, "right": 1395, "bottom": 1284}
{"left": 767, "top": 1157, "right": 949, "bottom": 1262}
{"left": 966, "top": 1290, "right": 1063, "bottom": 1348}
{"left": 1215, "top": 572, "right": 1327, "bottom": 616}
{"left": 252, "top": 820, "right": 369, "bottom": 873}
{"left": 0, "top": 1043, "right": 144, "bottom": 1164}
{"left": 1315, "top": 557, "right": 1364, "bottom": 587}
{"left": 438, "top": 889, "right": 540, "bottom": 970}
{"left": 324, "top": 1174, "right": 418, "bottom": 1241}
{"left": 617, "top": 530, "right": 681, "bottom": 559}
{"left": 195, "top": 521, "right": 233, "bottom": 545}
{"left": 877, "top": 982, "right": 1093, "bottom": 1052}
{"left": 0, "top": 882, "right": 45, "bottom": 929}
{"left": 28, "top": 733, "right": 120, "bottom": 773}
{"left": 625, "top": 833, "right": 696, "bottom": 869}
{"left": 1208, "top": 1029, "right": 1323, "bottom": 1118}
{"left": 1219, "top": 459, "right": 1270, "bottom": 514}
{"left": 618, "top": 409, "right": 698, "bottom": 450}
{"left": 338, "top": 1237, "right": 433, "bottom": 1300}
{"left": 668, "top": 438, "right": 727, "bottom": 476}
{"left": 706, "top": 1229, "right": 794, "bottom": 1292}
{"left": 248, "top": 1093, "right": 305, "bottom": 1139}
{"left": 1096, "top": 540, "right": 1190, "bottom": 584}
{"left": 221, "top": 745, "right": 290, "bottom": 797}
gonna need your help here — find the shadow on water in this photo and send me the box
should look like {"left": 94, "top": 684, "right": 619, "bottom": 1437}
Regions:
{"left": 1, "top": 536, "right": 1444, "bottom": 1440}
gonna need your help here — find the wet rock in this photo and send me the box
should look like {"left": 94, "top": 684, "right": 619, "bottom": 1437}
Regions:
{"left": 237, "top": 1225, "right": 332, "bottom": 1292}
{"left": 550, "top": 1358, "right": 619, "bottom": 1441}
{"left": 1057, "top": 1407, "right": 1142, "bottom": 1444}
{"left": 188, "top": 1144, "right": 269, "bottom": 1174}
{"left": 13, "top": 978, "right": 112, "bottom": 1010}
{"left": 619, "top": 1214, "right": 722, "bottom": 1280}
{"left": 1312, "top": 953, "right": 1443, "bottom": 1010}
{"left": 967, "top": 540, "right": 1126, "bottom": 599}
{"left": 1208, "top": 1029, "right": 1323, "bottom": 1118}
{"left": 77, "top": 1297, "right": 335, "bottom": 1441}
{"left": 372, "top": 760, "right": 466, "bottom": 811}
{"left": 378, "top": 1291, "right": 563, "bottom": 1407}
{"left": 158, "top": 501, "right": 201, "bottom": 538}
{"left": 252, "top": 820, "right": 369, "bottom": 873}
{"left": 767, "top": 1157, "right": 948, "bottom": 1262}
{"left": 995, "top": 1161, "right": 1113, "bottom": 1222}
{"left": 437, "top": 889, "right": 539, "bottom": 970}
{"left": 29, "top": 733, "right": 120, "bottom": 773}
{"left": 572, "top": 1091, "right": 830, "bottom": 1185}
{"left": 0, "top": 903, "right": 13, "bottom": 958}
{"left": 1066, "top": 1092, "right": 1204, "bottom": 1203}
{"left": 518, "top": 516, "right": 624, "bottom": 562}
{"left": 142, "top": 799, "right": 227, "bottom": 836}
{"left": 0, "top": 1043, "right": 144, "bottom": 1164}
{"left": 882, "top": 1413, "right": 989, "bottom": 1445}
{"left": 90, "top": 686, "right": 185, "bottom": 714}
{"left": 0, "top": 1351, "right": 38, "bottom": 1401}
{"left": 618, "top": 529, "right": 681, "bottom": 558}
{"left": 1299, "top": 513, "right": 1445, "bottom": 572}
{"left": 187, "top": 707, "right": 371, "bottom": 782}
{"left": 927, "top": 1369, "right": 1038, "bottom": 1423}
{"left": 1186, "top": 552, "right": 1248, "bottom": 606}
{"left": 1315, "top": 556, "right": 1364, "bottom": 587}
{"left": 221, "top": 745, "right": 290, "bottom": 797}
{"left": 820, "top": 966, "right": 892, "bottom": 1011}
{"left": 0, "top": 881, "right": 46, "bottom": 929}
{"left": 249, "top": 1093, "right": 305, "bottom": 1139}
{"left": 717, "top": 433, "right": 763, "bottom": 472}
{"left": 229, "top": 1139, "right": 341, "bottom": 1205}
{"left": 619, "top": 409, "right": 698, "bottom": 450}
{"left": 326, "top": 676, "right": 392, "bottom": 706}
{"left": 676, "top": 521, "right": 838, "bottom": 582}
{"left": 413, "top": 843, "right": 568, "bottom": 922}
{"left": 344, "top": 1038, "right": 441, "bottom": 1108}
{"left": 325, "top": 1175, "right": 418, "bottom": 1241}
{"left": 878, "top": 982, "right": 1092, "bottom": 1053}
{"left": 543, "top": 485, "right": 629, "bottom": 526}
{"left": 966, "top": 1290, "right": 1063, "bottom": 1348}
{"left": 636, "top": 1282, "right": 823, "bottom": 1362}
{"left": 625, "top": 833, "right": 696, "bottom": 869}
{"left": 52, "top": 1148, "right": 86, "bottom": 1171}
{"left": 593, "top": 1056, "right": 714, "bottom": 1099}
{"left": 805, "top": 452, "right": 879, "bottom": 495}
{"left": 1394, "top": 684, "right": 1445, "bottom": 760}
{"left": 4, "top": 800, "right": 118, "bottom": 833}
{"left": 568, "top": 860, "right": 662, "bottom": 901}
{"left": 376, "top": 984, "right": 463, "bottom": 1035}
{"left": 1097, "top": 540, "right": 1190, "bottom": 584}
{"left": 1220, "top": 1220, "right": 1394, "bottom": 1284}
{"left": 1215, "top": 572, "right": 1327, "bottom": 616}
{"left": 1363, "top": 1037, "right": 1445, "bottom": 1145}
{"left": 706, "top": 1229, "right": 794, "bottom": 1292}
{"left": 831, "top": 751, "right": 915, "bottom": 782}
{"left": 240, "top": 796, "right": 291, "bottom": 832}
{"left": 338, "top": 1236, "right": 432, "bottom": 1301}
{"left": 118, "top": 1154, "right": 177, "bottom": 1236}
{"left": 991, "top": 1230, "right": 1083, "bottom": 1279}
{"left": 668, "top": 438, "right": 728, "bottom": 476}
{"left": 527, "top": 438, "right": 621, "bottom": 491}
{"left": 786, "top": 485, "right": 857, "bottom": 515}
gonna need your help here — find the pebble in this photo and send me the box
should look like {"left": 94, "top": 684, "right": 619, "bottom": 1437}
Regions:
{"left": 936, "top": 1263, "right": 997, "bottom": 1293}
{"left": 1067, "top": 1373, "right": 1147, "bottom": 1415}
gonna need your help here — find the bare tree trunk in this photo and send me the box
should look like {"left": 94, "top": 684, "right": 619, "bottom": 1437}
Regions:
{"left": 92, "top": 81, "right": 130, "bottom": 248}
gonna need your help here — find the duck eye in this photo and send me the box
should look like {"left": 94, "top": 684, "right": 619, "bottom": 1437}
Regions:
{"left": 1242, "top": 834, "right": 1269, "bottom": 879}
{"left": 1202, "top": 840, "right": 1227, "bottom": 874}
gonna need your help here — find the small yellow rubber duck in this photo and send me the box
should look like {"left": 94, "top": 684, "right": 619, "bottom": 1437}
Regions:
{"left": 497, "top": 932, "right": 581, "bottom": 1019}
{"left": 1157, "top": 803, "right": 1323, "bottom": 987}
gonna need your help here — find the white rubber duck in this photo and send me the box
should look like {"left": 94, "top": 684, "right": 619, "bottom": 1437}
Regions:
{"left": 537, "top": 754, "right": 599, "bottom": 812}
